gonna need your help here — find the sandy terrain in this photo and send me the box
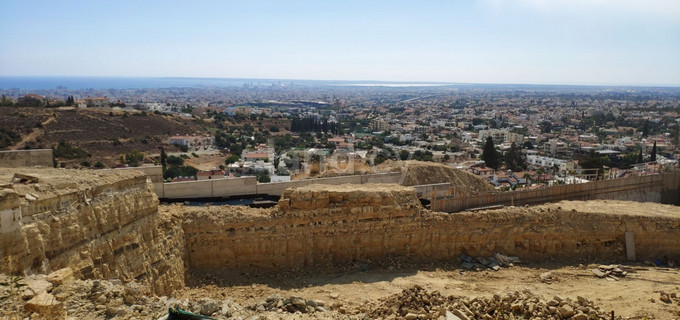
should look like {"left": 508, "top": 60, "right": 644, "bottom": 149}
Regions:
{"left": 182, "top": 262, "right": 680, "bottom": 319}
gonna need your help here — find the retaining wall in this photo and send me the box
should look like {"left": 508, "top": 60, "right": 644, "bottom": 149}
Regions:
{"left": 434, "top": 172, "right": 680, "bottom": 212}
{"left": 0, "top": 149, "right": 53, "bottom": 168}
{"left": 153, "top": 170, "right": 404, "bottom": 199}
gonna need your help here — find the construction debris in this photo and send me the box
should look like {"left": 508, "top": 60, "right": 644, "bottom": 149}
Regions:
{"left": 460, "top": 253, "right": 520, "bottom": 271}
{"left": 591, "top": 265, "right": 631, "bottom": 280}
{"left": 366, "top": 285, "right": 619, "bottom": 320}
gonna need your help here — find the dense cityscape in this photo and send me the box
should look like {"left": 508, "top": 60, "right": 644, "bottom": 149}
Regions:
{"left": 1, "top": 83, "right": 679, "bottom": 189}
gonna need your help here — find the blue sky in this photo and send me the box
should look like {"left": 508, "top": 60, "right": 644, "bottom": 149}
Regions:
{"left": 0, "top": 0, "right": 678, "bottom": 86}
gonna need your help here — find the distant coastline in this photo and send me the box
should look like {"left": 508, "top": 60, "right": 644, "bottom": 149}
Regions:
{"left": 0, "top": 76, "right": 272, "bottom": 90}
{"left": 0, "top": 76, "right": 461, "bottom": 90}
{"left": 0, "top": 76, "right": 678, "bottom": 91}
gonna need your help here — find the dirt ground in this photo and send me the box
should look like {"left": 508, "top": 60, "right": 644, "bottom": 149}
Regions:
{"left": 180, "top": 262, "right": 680, "bottom": 319}
{"left": 376, "top": 160, "right": 493, "bottom": 193}
{"left": 184, "top": 153, "right": 228, "bottom": 171}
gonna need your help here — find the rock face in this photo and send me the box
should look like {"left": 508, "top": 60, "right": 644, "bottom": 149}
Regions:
{"left": 0, "top": 168, "right": 185, "bottom": 295}
{"left": 277, "top": 183, "right": 421, "bottom": 213}
{"left": 183, "top": 184, "right": 680, "bottom": 272}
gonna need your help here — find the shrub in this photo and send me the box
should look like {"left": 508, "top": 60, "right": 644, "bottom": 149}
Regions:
{"left": 53, "top": 141, "right": 90, "bottom": 159}
{"left": 124, "top": 150, "right": 144, "bottom": 167}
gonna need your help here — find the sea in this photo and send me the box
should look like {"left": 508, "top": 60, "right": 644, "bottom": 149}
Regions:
{"left": 0, "top": 76, "right": 455, "bottom": 90}
{"left": 0, "top": 76, "right": 282, "bottom": 90}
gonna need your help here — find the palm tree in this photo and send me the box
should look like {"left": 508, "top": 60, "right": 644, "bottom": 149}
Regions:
{"left": 537, "top": 168, "right": 545, "bottom": 184}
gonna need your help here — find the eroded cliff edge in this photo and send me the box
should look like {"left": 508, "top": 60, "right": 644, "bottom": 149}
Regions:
{"left": 0, "top": 168, "right": 184, "bottom": 294}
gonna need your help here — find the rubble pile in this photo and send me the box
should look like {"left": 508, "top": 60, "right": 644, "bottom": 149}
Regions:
{"left": 368, "top": 285, "right": 452, "bottom": 319}
{"left": 366, "top": 285, "right": 619, "bottom": 320}
{"left": 0, "top": 273, "right": 238, "bottom": 319}
{"left": 591, "top": 264, "right": 632, "bottom": 280}
{"left": 249, "top": 293, "right": 329, "bottom": 314}
{"left": 459, "top": 253, "right": 520, "bottom": 271}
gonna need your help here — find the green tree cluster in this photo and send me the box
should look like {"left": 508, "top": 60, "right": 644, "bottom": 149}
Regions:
{"left": 124, "top": 150, "right": 144, "bottom": 167}
{"left": 481, "top": 137, "right": 501, "bottom": 170}
{"left": 504, "top": 142, "right": 526, "bottom": 172}
{"left": 0, "top": 95, "right": 14, "bottom": 106}
{"left": 0, "top": 128, "right": 20, "bottom": 148}
{"left": 580, "top": 150, "right": 611, "bottom": 177}
{"left": 290, "top": 116, "right": 339, "bottom": 134}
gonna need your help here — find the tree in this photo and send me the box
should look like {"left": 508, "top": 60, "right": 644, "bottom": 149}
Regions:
{"left": 53, "top": 141, "right": 90, "bottom": 159}
{"left": 163, "top": 165, "right": 198, "bottom": 180}
{"left": 225, "top": 155, "right": 240, "bottom": 165}
{"left": 539, "top": 121, "right": 552, "bottom": 134}
{"left": 65, "top": 95, "right": 75, "bottom": 106}
{"left": 160, "top": 147, "right": 168, "bottom": 174}
{"left": 580, "top": 149, "right": 610, "bottom": 178}
{"left": 504, "top": 142, "right": 526, "bottom": 172}
{"left": 167, "top": 155, "right": 184, "bottom": 166}
{"left": 536, "top": 168, "right": 545, "bottom": 184}
{"left": 651, "top": 141, "right": 657, "bottom": 162}
{"left": 637, "top": 149, "right": 643, "bottom": 163}
{"left": 125, "top": 150, "right": 144, "bottom": 167}
{"left": 399, "top": 150, "right": 410, "bottom": 161}
{"left": 0, "top": 95, "right": 14, "bottom": 107}
{"left": 256, "top": 173, "right": 271, "bottom": 183}
{"left": 481, "top": 137, "right": 500, "bottom": 170}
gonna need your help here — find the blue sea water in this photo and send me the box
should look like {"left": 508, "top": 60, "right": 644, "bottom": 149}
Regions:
{"left": 0, "top": 76, "right": 275, "bottom": 90}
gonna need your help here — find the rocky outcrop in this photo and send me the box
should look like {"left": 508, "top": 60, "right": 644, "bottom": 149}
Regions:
{"left": 0, "top": 168, "right": 185, "bottom": 295}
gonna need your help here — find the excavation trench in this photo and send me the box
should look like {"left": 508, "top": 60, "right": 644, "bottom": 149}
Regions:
{"left": 1, "top": 168, "right": 679, "bottom": 297}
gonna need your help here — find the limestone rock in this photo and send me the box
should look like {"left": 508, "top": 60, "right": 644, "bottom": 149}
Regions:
{"left": 23, "top": 277, "right": 53, "bottom": 298}
{"left": 47, "top": 267, "right": 74, "bottom": 286}
{"left": 197, "top": 297, "right": 220, "bottom": 315}
{"left": 558, "top": 304, "right": 575, "bottom": 317}
{"left": 405, "top": 313, "right": 418, "bottom": 320}
{"left": 24, "top": 291, "right": 64, "bottom": 316}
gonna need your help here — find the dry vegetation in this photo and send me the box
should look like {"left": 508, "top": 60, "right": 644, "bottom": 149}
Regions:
{"left": 0, "top": 107, "right": 211, "bottom": 166}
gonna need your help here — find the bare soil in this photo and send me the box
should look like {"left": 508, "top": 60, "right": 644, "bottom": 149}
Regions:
{"left": 376, "top": 160, "right": 494, "bottom": 193}
{"left": 181, "top": 262, "right": 680, "bottom": 319}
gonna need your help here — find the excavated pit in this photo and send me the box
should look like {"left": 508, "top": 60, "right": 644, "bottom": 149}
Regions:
{"left": 1, "top": 167, "right": 680, "bottom": 319}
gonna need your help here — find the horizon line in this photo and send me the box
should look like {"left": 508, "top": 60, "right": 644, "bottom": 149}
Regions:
{"left": 0, "top": 75, "right": 679, "bottom": 89}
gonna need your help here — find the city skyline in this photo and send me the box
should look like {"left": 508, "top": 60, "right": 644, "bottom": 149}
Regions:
{"left": 1, "top": 0, "right": 679, "bottom": 86}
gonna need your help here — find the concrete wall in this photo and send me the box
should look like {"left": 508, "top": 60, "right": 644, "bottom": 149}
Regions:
{"left": 434, "top": 172, "right": 680, "bottom": 213}
{"left": 156, "top": 172, "right": 403, "bottom": 199}
{"left": 116, "top": 166, "right": 165, "bottom": 197}
{"left": 0, "top": 149, "right": 53, "bottom": 168}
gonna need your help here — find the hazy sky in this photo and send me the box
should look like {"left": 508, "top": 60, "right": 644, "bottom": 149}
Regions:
{"left": 1, "top": 0, "right": 678, "bottom": 86}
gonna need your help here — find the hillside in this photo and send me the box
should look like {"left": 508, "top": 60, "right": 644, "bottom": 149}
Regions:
{"left": 0, "top": 107, "right": 211, "bottom": 166}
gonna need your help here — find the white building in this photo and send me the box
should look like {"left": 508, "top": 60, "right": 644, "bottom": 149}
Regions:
{"left": 526, "top": 155, "right": 574, "bottom": 173}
